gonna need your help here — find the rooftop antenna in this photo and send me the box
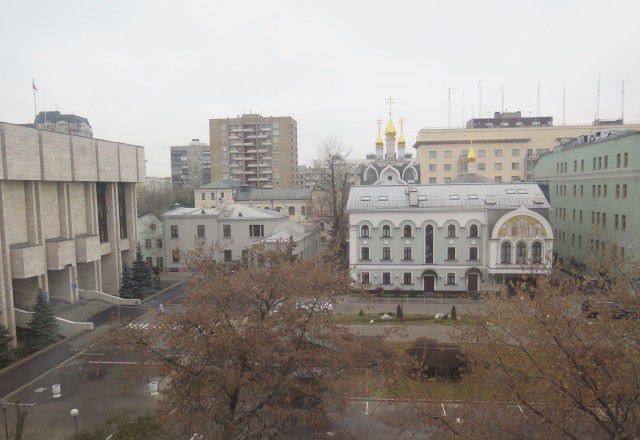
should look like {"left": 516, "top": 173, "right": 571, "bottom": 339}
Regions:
{"left": 443, "top": 85, "right": 456, "bottom": 128}
{"left": 536, "top": 84, "right": 541, "bottom": 117}
{"left": 500, "top": 83, "right": 505, "bottom": 113}
{"left": 562, "top": 83, "right": 566, "bottom": 126}
{"left": 478, "top": 80, "right": 483, "bottom": 118}
{"left": 619, "top": 80, "right": 625, "bottom": 122}
{"left": 595, "top": 75, "right": 601, "bottom": 121}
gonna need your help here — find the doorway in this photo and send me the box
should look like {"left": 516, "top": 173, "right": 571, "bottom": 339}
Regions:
{"left": 424, "top": 275, "right": 435, "bottom": 292}
{"left": 467, "top": 273, "right": 479, "bottom": 292}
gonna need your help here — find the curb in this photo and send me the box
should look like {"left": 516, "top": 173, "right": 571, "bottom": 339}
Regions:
{"left": 0, "top": 281, "right": 186, "bottom": 378}
{"left": 141, "top": 280, "right": 188, "bottom": 303}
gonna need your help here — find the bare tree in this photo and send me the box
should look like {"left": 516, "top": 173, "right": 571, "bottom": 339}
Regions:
{"left": 114, "top": 243, "right": 379, "bottom": 439}
{"left": 309, "top": 137, "right": 352, "bottom": 265}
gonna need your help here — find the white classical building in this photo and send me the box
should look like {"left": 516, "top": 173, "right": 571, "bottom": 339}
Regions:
{"left": 163, "top": 204, "right": 319, "bottom": 269}
{"left": 347, "top": 150, "right": 553, "bottom": 293}
{"left": 137, "top": 212, "right": 164, "bottom": 270}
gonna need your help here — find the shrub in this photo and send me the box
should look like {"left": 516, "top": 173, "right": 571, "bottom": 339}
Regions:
{"left": 450, "top": 305, "right": 457, "bottom": 320}
{"left": 406, "top": 338, "right": 467, "bottom": 381}
{"left": 358, "top": 310, "right": 364, "bottom": 317}
{"left": 25, "top": 293, "right": 59, "bottom": 353}
{"left": 0, "top": 324, "right": 14, "bottom": 367}
{"left": 397, "top": 304, "right": 404, "bottom": 321}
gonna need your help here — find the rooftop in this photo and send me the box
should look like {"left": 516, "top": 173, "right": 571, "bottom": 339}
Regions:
{"left": 162, "top": 203, "right": 288, "bottom": 220}
{"left": 347, "top": 182, "right": 549, "bottom": 211}
{"left": 199, "top": 179, "right": 239, "bottom": 190}
{"left": 234, "top": 187, "right": 312, "bottom": 201}
{"left": 34, "top": 111, "right": 90, "bottom": 126}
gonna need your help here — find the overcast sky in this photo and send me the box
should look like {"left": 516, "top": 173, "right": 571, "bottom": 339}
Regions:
{"left": 1, "top": 0, "right": 639, "bottom": 176}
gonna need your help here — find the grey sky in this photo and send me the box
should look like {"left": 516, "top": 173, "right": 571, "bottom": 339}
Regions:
{"left": 1, "top": 0, "right": 639, "bottom": 177}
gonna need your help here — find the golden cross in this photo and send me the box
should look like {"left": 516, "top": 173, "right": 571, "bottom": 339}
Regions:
{"left": 399, "top": 117, "right": 405, "bottom": 132}
{"left": 386, "top": 96, "right": 395, "bottom": 116}
{"left": 376, "top": 117, "right": 382, "bottom": 133}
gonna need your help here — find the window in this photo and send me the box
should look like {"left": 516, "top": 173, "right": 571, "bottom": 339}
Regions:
{"left": 597, "top": 185, "right": 601, "bottom": 197}
{"left": 446, "top": 273, "right": 456, "bottom": 285}
{"left": 170, "top": 225, "right": 179, "bottom": 239}
{"left": 581, "top": 159, "right": 584, "bottom": 171}
{"left": 429, "top": 177, "right": 436, "bottom": 184}
{"left": 516, "top": 241, "right": 527, "bottom": 264}
{"left": 382, "top": 247, "right": 391, "bottom": 260}
{"left": 157, "top": 257, "right": 163, "bottom": 270}
{"left": 592, "top": 185, "right": 596, "bottom": 198}
{"left": 500, "top": 242, "right": 511, "bottom": 264}
{"left": 201, "top": 192, "right": 205, "bottom": 200}
{"left": 495, "top": 176, "right": 502, "bottom": 183}
{"left": 602, "top": 213, "right": 607, "bottom": 227}
{"left": 511, "top": 162, "right": 519, "bottom": 170}
{"left": 249, "top": 225, "right": 264, "bottom": 237}
{"left": 495, "top": 149, "right": 502, "bottom": 157}
{"left": 197, "top": 225, "right": 205, "bottom": 238}
{"left": 403, "top": 273, "right": 412, "bottom": 285}
{"left": 223, "top": 224, "right": 231, "bottom": 238}
{"left": 382, "top": 273, "right": 391, "bottom": 285}
{"left": 478, "top": 163, "right": 485, "bottom": 170}
{"left": 446, "top": 246, "right": 456, "bottom": 261}
{"left": 512, "top": 149, "right": 520, "bottom": 156}
{"left": 425, "top": 225, "right": 434, "bottom": 263}
{"left": 604, "top": 156, "right": 608, "bottom": 168}
{"left": 615, "top": 214, "right": 619, "bottom": 229}
{"left": 469, "top": 224, "right": 478, "bottom": 238}
{"left": 443, "top": 163, "right": 452, "bottom": 172}
{"left": 598, "top": 157, "right": 602, "bottom": 169}
{"left": 429, "top": 164, "right": 436, "bottom": 172}
{"left": 118, "top": 183, "right": 127, "bottom": 239}
{"left": 593, "top": 157, "right": 596, "bottom": 170}
{"left": 361, "top": 225, "right": 370, "bottom": 237}
{"left": 144, "top": 239, "right": 151, "bottom": 249}
{"left": 478, "top": 149, "right": 485, "bottom": 157}
{"left": 429, "top": 150, "right": 437, "bottom": 158}
{"left": 447, "top": 224, "right": 456, "bottom": 238}
{"left": 622, "top": 215, "right": 627, "bottom": 231}
{"left": 444, "top": 150, "right": 452, "bottom": 158}
{"left": 573, "top": 160, "right": 577, "bottom": 172}
{"left": 172, "top": 249, "right": 180, "bottom": 263}
{"left": 382, "top": 225, "right": 391, "bottom": 237}
{"left": 223, "top": 250, "right": 232, "bottom": 262}
{"left": 288, "top": 206, "right": 295, "bottom": 215}
{"left": 616, "top": 184, "right": 620, "bottom": 198}
{"left": 617, "top": 153, "right": 621, "bottom": 168}
{"left": 403, "top": 225, "right": 412, "bottom": 238}
{"left": 624, "top": 152, "right": 629, "bottom": 167}
{"left": 580, "top": 185, "right": 584, "bottom": 196}
{"left": 361, "top": 247, "right": 370, "bottom": 260}
{"left": 469, "top": 246, "right": 478, "bottom": 261}
{"left": 603, "top": 185, "right": 607, "bottom": 197}
{"left": 623, "top": 184, "right": 628, "bottom": 198}
{"left": 301, "top": 206, "right": 307, "bottom": 215}
{"left": 157, "top": 239, "right": 163, "bottom": 249}
{"left": 361, "top": 272, "right": 370, "bottom": 284}
{"left": 97, "top": 183, "right": 108, "bottom": 243}
{"left": 532, "top": 242, "right": 542, "bottom": 264}
{"left": 403, "top": 247, "right": 412, "bottom": 260}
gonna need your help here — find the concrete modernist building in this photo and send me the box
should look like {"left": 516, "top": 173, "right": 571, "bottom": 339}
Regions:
{"left": 0, "top": 122, "right": 145, "bottom": 344}
{"left": 137, "top": 212, "right": 164, "bottom": 270}
{"left": 413, "top": 112, "right": 640, "bottom": 184}
{"left": 170, "top": 139, "right": 211, "bottom": 189}
{"left": 210, "top": 114, "right": 298, "bottom": 188}
{"left": 533, "top": 129, "right": 640, "bottom": 272}
{"left": 162, "top": 204, "right": 319, "bottom": 270}
{"left": 23, "top": 111, "right": 93, "bottom": 138}
{"left": 347, "top": 152, "right": 553, "bottom": 293}
{"left": 194, "top": 180, "right": 313, "bottom": 224}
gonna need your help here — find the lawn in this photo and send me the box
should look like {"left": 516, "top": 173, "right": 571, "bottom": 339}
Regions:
{"left": 333, "top": 312, "right": 470, "bottom": 326}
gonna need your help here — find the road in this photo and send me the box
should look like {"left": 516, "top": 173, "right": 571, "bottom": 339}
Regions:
{"left": 0, "top": 282, "right": 187, "bottom": 401}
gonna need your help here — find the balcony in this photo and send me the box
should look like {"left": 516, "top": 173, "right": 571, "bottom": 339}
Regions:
{"left": 46, "top": 238, "right": 76, "bottom": 270}
{"left": 75, "top": 234, "right": 100, "bottom": 263}
{"left": 10, "top": 242, "right": 46, "bottom": 279}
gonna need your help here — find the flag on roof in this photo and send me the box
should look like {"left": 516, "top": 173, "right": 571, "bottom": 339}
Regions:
{"left": 32, "top": 79, "right": 38, "bottom": 92}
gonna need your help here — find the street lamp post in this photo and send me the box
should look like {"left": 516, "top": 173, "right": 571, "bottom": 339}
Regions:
{"left": 2, "top": 404, "right": 8, "bottom": 440}
{"left": 70, "top": 408, "right": 79, "bottom": 435}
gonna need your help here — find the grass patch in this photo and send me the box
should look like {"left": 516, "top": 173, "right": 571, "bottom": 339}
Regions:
{"left": 333, "top": 312, "right": 470, "bottom": 326}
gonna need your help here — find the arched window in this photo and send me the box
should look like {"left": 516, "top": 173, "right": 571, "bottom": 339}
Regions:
{"left": 360, "top": 225, "right": 369, "bottom": 238}
{"left": 288, "top": 206, "right": 296, "bottom": 215}
{"left": 382, "top": 225, "right": 391, "bottom": 237}
{"left": 425, "top": 225, "right": 434, "bottom": 263}
{"left": 532, "top": 241, "right": 542, "bottom": 264}
{"left": 516, "top": 241, "right": 527, "bottom": 264}
{"left": 447, "top": 224, "right": 456, "bottom": 238}
{"left": 404, "top": 168, "right": 415, "bottom": 181}
{"left": 403, "top": 225, "right": 412, "bottom": 238}
{"left": 500, "top": 242, "right": 512, "bottom": 264}
{"left": 469, "top": 224, "right": 478, "bottom": 238}
{"left": 301, "top": 206, "right": 306, "bottom": 215}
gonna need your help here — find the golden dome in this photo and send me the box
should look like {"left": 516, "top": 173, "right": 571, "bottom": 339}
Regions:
{"left": 397, "top": 132, "right": 406, "bottom": 146}
{"left": 467, "top": 146, "right": 477, "bottom": 162}
{"left": 385, "top": 117, "right": 397, "bottom": 137}
{"left": 375, "top": 133, "right": 383, "bottom": 147}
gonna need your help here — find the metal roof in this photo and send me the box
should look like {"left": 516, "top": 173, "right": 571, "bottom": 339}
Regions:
{"left": 199, "top": 179, "right": 239, "bottom": 190}
{"left": 162, "top": 204, "right": 287, "bottom": 220}
{"left": 234, "top": 188, "right": 312, "bottom": 201}
{"left": 347, "top": 182, "right": 549, "bottom": 211}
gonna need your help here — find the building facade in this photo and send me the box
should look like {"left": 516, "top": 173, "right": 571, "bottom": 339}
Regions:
{"left": 209, "top": 114, "right": 298, "bottom": 188}
{"left": 170, "top": 139, "right": 211, "bottom": 189}
{"left": 0, "top": 122, "right": 145, "bottom": 344}
{"left": 533, "top": 130, "right": 639, "bottom": 272}
{"left": 137, "top": 212, "right": 164, "bottom": 270}
{"left": 413, "top": 113, "right": 640, "bottom": 184}
{"left": 347, "top": 155, "right": 553, "bottom": 293}
{"left": 162, "top": 204, "right": 319, "bottom": 270}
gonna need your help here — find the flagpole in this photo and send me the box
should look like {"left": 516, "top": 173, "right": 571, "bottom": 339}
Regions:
{"left": 33, "top": 80, "right": 38, "bottom": 121}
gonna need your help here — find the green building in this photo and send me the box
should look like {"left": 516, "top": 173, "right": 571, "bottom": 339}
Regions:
{"left": 533, "top": 130, "right": 639, "bottom": 272}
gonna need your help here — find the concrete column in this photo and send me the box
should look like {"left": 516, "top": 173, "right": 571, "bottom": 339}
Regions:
{"left": 85, "top": 182, "right": 102, "bottom": 292}
{"left": 100, "top": 183, "right": 121, "bottom": 295}
{"left": 0, "top": 182, "right": 17, "bottom": 346}
{"left": 24, "top": 181, "right": 48, "bottom": 298}
{"left": 125, "top": 183, "right": 138, "bottom": 264}
{"left": 55, "top": 182, "right": 78, "bottom": 302}
{"left": 48, "top": 267, "right": 73, "bottom": 302}
{"left": 77, "top": 261, "right": 99, "bottom": 291}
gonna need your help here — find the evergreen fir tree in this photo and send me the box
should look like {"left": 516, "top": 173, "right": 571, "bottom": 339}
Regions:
{"left": 0, "top": 323, "right": 14, "bottom": 368}
{"left": 25, "top": 293, "right": 59, "bottom": 353}
{"left": 451, "top": 305, "right": 457, "bottom": 320}
{"left": 119, "top": 263, "right": 135, "bottom": 299}
{"left": 131, "top": 249, "right": 152, "bottom": 298}
{"left": 396, "top": 304, "right": 404, "bottom": 322}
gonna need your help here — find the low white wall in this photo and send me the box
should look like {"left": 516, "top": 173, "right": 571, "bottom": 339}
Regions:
{"left": 78, "top": 289, "right": 140, "bottom": 306}
{"left": 14, "top": 308, "right": 94, "bottom": 337}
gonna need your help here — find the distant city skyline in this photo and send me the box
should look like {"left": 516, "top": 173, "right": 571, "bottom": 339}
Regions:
{"left": 1, "top": 0, "right": 639, "bottom": 177}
